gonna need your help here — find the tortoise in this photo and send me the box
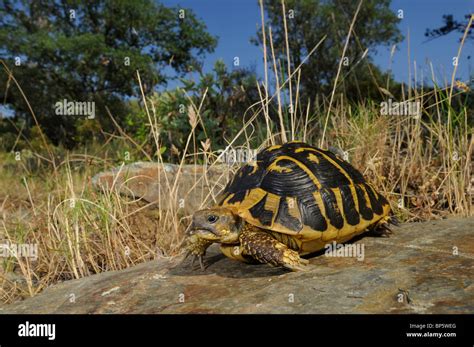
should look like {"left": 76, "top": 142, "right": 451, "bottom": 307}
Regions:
{"left": 186, "top": 141, "right": 395, "bottom": 271}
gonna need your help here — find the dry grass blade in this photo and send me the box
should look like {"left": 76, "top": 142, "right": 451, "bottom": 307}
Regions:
{"left": 320, "top": 0, "right": 364, "bottom": 148}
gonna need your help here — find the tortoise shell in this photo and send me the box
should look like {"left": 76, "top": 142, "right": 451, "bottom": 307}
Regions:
{"left": 218, "top": 142, "right": 391, "bottom": 247}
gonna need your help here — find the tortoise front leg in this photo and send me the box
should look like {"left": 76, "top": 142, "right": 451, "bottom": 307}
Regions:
{"left": 185, "top": 234, "right": 213, "bottom": 270}
{"left": 239, "top": 227, "right": 309, "bottom": 271}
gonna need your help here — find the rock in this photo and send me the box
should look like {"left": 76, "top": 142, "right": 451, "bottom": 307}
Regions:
{"left": 91, "top": 162, "right": 230, "bottom": 214}
{"left": 1, "top": 217, "right": 473, "bottom": 314}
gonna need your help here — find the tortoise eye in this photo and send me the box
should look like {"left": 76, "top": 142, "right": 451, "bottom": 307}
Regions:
{"left": 207, "top": 215, "right": 219, "bottom": 223}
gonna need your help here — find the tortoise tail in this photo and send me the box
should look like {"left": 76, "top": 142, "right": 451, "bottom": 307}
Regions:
{"left": 369, "top": 214, "right": 399, "bottom": 237}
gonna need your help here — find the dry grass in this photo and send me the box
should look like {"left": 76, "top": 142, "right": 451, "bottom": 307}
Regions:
{"left": 1, "top": 90, "right": 471, "bottom": 304}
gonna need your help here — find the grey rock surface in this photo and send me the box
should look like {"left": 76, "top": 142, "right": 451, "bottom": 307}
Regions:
{"left": 1, "top": 217, "right": 473, "bottom": 314}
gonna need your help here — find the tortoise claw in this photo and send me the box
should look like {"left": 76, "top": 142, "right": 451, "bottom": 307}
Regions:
{"left": 283, "top": 262, "right": 309, "bottom": 272}
{"left": 282, "top": 253, "right": 310, "bottom": 272}
{"left": 198, "top": 255, "right": 206, "bottom": 271}
{"left": 184, "top": 235, "right": 212, "bottom": 271}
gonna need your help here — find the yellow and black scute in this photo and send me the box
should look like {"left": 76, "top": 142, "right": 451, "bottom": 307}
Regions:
{"left": 218, "top": 141, "right": 392, "bottom": 254}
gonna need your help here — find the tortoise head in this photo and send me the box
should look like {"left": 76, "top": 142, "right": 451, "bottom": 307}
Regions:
{"left": 189, "top": 207, "right": 243, "bottom": 244}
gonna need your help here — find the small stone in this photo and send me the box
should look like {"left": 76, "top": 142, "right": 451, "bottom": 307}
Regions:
{"left": 152, "top": 274, "right": 167, "bottom": 280}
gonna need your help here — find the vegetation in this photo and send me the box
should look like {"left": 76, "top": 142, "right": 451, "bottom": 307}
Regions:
{"left": 425, "top": 13, "right": 474, "bottom": 41}
{"left": 253, "top": 0, "right": 403, "bottom": 103}
{"left": 0, "top": 0, "right": 217, "bottom": 148}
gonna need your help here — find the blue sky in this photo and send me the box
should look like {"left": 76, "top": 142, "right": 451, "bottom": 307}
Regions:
{"left": 161, "top": 0, "right": 474, "bottom": 87}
